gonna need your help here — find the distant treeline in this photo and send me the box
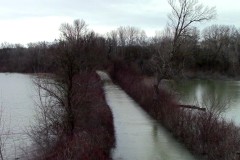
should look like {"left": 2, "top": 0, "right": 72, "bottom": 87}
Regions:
{"left": 0, "top": 33, "right": 108, "bottom": 73}
{"left": 0, "top": 23, "right": 240, "bottom": 76}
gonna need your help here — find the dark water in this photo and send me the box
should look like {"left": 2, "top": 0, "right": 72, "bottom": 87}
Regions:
{"left": 169, "top": 79, "right": 240, "bottom": 124}
{"left": 97, "top": 71, "right": 196, "bottom": 160}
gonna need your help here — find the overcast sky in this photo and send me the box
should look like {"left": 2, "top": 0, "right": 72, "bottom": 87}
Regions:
{"left": 0, "top": 0, "right": 239, "bottom": 45}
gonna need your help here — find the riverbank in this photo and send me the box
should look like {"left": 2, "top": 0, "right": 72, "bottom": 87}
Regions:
{"left": 182, "top": 70, "right": 240, "bottom": 81}
{"left": 109, "top": 61, "right": 240, "bottom": 160}
{"left": 34, "top": 72, "right": 115, "bottom": 159}
{"left": 98, "top": 71, "right": 197, "bottom": 160}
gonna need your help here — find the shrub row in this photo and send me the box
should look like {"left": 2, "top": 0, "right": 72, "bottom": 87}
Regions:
{"left": 109, "top": 61, "right": 240, "bottom": 160}
{"left": 43, "top": 72, "right": 115, "bottom": 160}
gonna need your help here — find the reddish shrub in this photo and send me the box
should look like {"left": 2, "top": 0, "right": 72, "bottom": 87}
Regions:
{"left": 40, "top": 72, "right": 115, "bottom": 160}
{"left": 109, "top": 61, "right": 240, "bottom": 160}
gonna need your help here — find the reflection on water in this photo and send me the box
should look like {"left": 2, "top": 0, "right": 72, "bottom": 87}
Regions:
{"left": 171, "top": 79, "right": 240, "bottom": 125}
{"left": 0, "top": 73, "right": 36, "bottom": 159}
{"left": 97, "top": 71, "right": 196, "bottom": 160}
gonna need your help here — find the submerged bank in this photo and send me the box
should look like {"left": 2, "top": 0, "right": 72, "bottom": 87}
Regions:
{"left": 182, "top": 70, "right": 240, "bottom": 81}
{"left": 109, "top": 62, "right": 240, "bottom": 160}
{"left": 98, "top": 71, "right": 197, "bottom": 160}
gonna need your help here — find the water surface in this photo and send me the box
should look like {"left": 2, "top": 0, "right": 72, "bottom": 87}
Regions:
{"left": 170, "top": 79, "right": 240, "bottom": 124}
{"left": 0, "top": 73, "right": 36, "bottom": 159}
{"left": 98, "top": 71, "right": 197, "bottom": 160}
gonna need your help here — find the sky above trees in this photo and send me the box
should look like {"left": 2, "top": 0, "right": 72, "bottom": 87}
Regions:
{"left": 0, "top": 0, "right": 239, "bottom": 45}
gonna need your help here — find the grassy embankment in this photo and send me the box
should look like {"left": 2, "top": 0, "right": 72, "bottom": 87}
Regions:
{"left": 40, "top": 72, "right": 115, "bottom": 160}
{"left": 109, "top": 61, "right": 240, "bottom": 160}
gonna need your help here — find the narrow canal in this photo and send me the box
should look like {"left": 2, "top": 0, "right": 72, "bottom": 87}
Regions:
{"left": 97, "top": 71, "right": 197, "bottom": 160}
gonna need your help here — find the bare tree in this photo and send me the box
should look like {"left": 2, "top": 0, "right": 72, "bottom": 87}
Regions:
{"left": 151, "top": 27, "right": 173, "bottom": 89}
{"left": 106, "top": 30, "right": 118, "bottom": 56}
{"left": 60, "top": 19, "right": 88, "bottom": 44}
{"left": 201, "top": 25, "right": 240, "bottom": 73}
{"left": 168, "top": 0, "right": 216, "bottom": 66}
{"left": 202, "top": 25, "right": 231, "bottom": 53}
{"left": 0, "top": 107, "right": 5, "bottom": 160}
{"left": 152, "top": 0, "right": 216, "bottom": 93}
{"left": 116, "top": 26, "right": 146, "bottom": 47}
{"left": 0, "top": 106, "right": 10, "bottom": 160}
{"left": 29, "top": 21, "right": 92, "bottom": 153}
{"left": 106, "top": 26, "right": 147, "bottom": 63}
{"left": 28, "top": 75, "right": 66, "bottom": 158}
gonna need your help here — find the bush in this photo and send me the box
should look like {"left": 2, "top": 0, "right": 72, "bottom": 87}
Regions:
{"left": 109, "top": 61, "right": 240, "bottom": 160}
{"left": 31, "top": 72, "right": 115, "bottom": 160}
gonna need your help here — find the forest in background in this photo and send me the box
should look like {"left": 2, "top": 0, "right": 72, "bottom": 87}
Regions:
{"left": 1, "top": 0, "right": 240, "bottom": 159}
{"left": 0, "top": 23, "right": 239, "bottom": 78}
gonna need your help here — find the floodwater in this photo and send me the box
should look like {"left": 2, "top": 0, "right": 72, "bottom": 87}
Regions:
{"left": 0, "top": 73, "right": 36, "bottom": 159}
{"left": 169, "top": 79, "right": 240, "bottom": 125}
{"left": 97, "top": 71, "right": 197, "bottom": 160}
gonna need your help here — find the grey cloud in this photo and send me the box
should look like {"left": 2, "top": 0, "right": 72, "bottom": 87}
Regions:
{"left": 0, "top": 0, "right": 239, "bottom": 43}
{"left": 0, "top": 0, "right": 168, "bottom": 22}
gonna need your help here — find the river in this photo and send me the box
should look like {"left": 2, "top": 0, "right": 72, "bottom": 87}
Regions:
{"left": 0, "top": 73, "right": 36, "bottom": 159}
{"left": 97, "top": 71, "right": 197, "bottom": 160}
{"left": 170, "top": 79, "right": 240, "bottom": 125}
{"left": 2, "top": 72, "right": 239, "bottom": 159}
